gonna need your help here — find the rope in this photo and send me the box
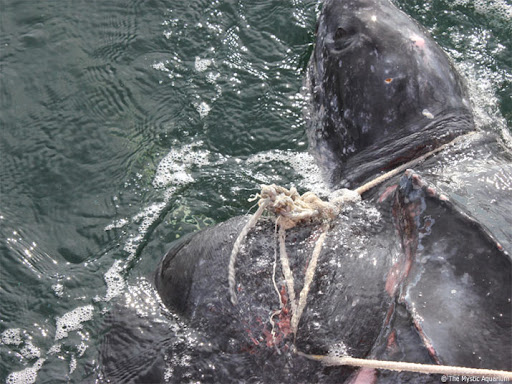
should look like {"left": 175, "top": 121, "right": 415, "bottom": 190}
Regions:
{"left": 297, "top": 352, "right": 512, "bottom": 380}
{"left": 278, "top": 226, "right": 298, "bottom": 316}
{"left": 228, "top": 199, "right": 270, "bottom": 305}
{"left": 269, "top": 224, "right": 284, "bottom": 352}
{"left": 228, "top": 184, "right": 347, "bottom": 305}
{"left": 290, "top": 223, "right": 329, "bottom": 336}
{"left": 354, "top": 132, "right": 475, "bottom": 195}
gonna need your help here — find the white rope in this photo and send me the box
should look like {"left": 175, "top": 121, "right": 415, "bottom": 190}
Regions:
{"left": 271, "top": 224, "right": 283, "bottom": 308}
{"left": 228, "top": 185, "right": 344, "bottom": 306}
{"left": 229, "top": 133, "right": 476, "bottom": 305}
{"left": 268, "top": 223, "right": 285, "bottom": 350}
{"left": 297, "top": 352, "right": 512, "bottom": 379}
{"left": 290, "top": 223, "right": 329, "bottom": 336}
{"left": 354, "top": 132, "right": 475, "bottom": 195}
{"left": 228, "top": 199, "right": 270, "bottom": 305}
{"left": 278, "top": 225, "right": 298, "bottom": 316}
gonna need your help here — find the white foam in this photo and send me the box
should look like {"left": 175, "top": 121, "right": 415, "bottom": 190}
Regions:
{"left": 121, "top": 202, "right": 166, "bottom": 258}
{"left": 117, "top": 142, "right": 214, "bottom": 259}
{"left": 6, "top": 358, "right": 45, "bottom": 384}
{"left": 51, "top": 283, "right": 64, "bottom": 298}
{"left": 69, "top": 354, "right": 77, "bottom": 374}
{"left": 100, "top": 260, "right": 126, "bottom": 302}
{"left": 206, "top": 71, "right": 220, "bottom": 84}
{"left": 123, "top": 277, "right": 164, "bottom": 319}
{"left": 152, "top": 142, "right": 210, "bottom": 189}
{"left": 1, "top": 328, "right": 22, "bottom": 346}
{"left": 77, "top": 340, "right": 87, "bottom": 357}
{"left": 152, "top": 61, "right": 170, "bottom": 72}
{"left": 55, "top": 305, "right": 94, "bottom": 341}
{"left": 104, "top": 218, "right": 129, "bottom": 231}
{"left": 20, "top": 340, "right": 41, "bottom": 360}
{"left": 451, "top": 0, "right": 512, "bottom": 19}
{"left": 195, "top": 100, "right": 211, "bottom": 118}
{"left": 247, "top": 150, "right": 329, "bottom": 196}
{"left": 195, "top": 56, "right": 212, "bottom": 72}
{"left": 100, "top": 143, "right": 217, "bottom": 302}
{"left": 132, "top": 202, "right": 167, "bottom": 236}
{"left": 444, "top": 19, "right": 510, "bottom": 147}
{"left": 48, "top": 343, "right": 61, "bottom": 354}
{"left": 451, "top": 55, "right": 510, "bottom": 144}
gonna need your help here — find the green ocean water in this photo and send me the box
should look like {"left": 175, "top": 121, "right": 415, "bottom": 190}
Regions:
{"left": 0, "top": 0, "right": 510, "bottom": 382}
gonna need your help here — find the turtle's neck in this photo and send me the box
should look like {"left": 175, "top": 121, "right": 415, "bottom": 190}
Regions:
{"left": 333, "top": 110, "right": 475, "bottom": 190}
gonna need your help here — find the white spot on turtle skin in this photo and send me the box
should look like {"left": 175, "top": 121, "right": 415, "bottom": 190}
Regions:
{"left": 371, "top": 15, "right": 377, "bottom": 22}
{"left": 422, "top": 109, "right": 435, "bottom": 119}
{"left": 328, "top": 342, "right": 349, "bottom": 358}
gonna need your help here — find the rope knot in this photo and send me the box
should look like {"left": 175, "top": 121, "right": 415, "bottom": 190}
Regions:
{"left": 228, "top": 184, "right": 358, "bottom": 320}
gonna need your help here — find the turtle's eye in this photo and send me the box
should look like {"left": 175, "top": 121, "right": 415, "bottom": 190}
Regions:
{"left": 331, "top": 26, "right": 352, "bottom": 52}
{"left": 334, "top": 27, "right": 347, "bottom": 40}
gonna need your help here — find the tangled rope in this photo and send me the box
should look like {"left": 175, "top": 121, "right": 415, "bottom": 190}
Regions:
{"left": 227, "top": 184, "right": 360, "bottom": 328}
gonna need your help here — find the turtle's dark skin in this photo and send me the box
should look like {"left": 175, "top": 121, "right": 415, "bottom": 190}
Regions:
{"left": 100, "top": 0, "right": 512, "bottom": 382}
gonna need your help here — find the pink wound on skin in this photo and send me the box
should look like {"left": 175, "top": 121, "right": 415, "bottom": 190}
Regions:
{"left": 378, "top": 185, "right": 398, "bottom": 203}
{"left": 385, "top": 263, "right": 400, "bottom": 296}
{"left": 411, "top": 35, "right": 425, "bottom": 48}
{"left": 349, "top": 367, "right": 377, "bottom": 384}
{"left": 386, "top": 329, "right": 397, "bottom": 349}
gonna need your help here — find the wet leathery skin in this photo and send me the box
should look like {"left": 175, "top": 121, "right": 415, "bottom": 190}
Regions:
{"left": 392, "top": 171, "right": 511, "bottom": 371}
{"left": 342, "top": 172, "right": 512, "bottom": 383}
{"left": 306, "top": 0, "right": 474, "bottom": 188}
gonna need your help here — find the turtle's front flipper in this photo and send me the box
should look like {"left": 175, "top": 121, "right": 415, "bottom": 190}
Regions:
{"left": 392, "top": 170, "right": 511, "bottom": 371}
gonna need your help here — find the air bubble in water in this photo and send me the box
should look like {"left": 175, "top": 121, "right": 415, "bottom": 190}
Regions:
{"left": 195, "top": 56, "right": 212, "bottom": 72}
{"left": 55, "top": 305, "right": 94, "bottom": 340}
{"left": 1, "top": 328, "right": 22, "bottom": 346}
{"left": 195, "top": 101, "right": 211, "bottom": 118}
{"left": 52, "top": 283, "right": 64, "bottom": 298}
{"left": 6, "top": 358, "right": 45, "bottom": 384}
{"left": 102, "top": 260, "right": 126, "bottom": 302}
{"left": 20, "top": 340, "right": 41, "bottom": 359}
